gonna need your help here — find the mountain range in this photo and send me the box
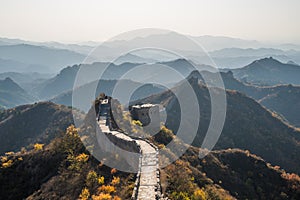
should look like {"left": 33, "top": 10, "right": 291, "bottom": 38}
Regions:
{"left": 2, "top": 27, "right": 300, "bottom": 200}
{"left": 1, "top": 34, "right": 300, "bottom": 70}
{"left": 136, "top": 75, "right": 300, "bottom": 174}
{"left": 0, "top": 100, "right": 300, "bottom": 199}
{"left": 196, "top": 70, "right": 300, "bottom": 127}
{"left": 32, "top": 59, "right": 200, "bottom": 100}
{"left": 0, "top": 44, "right": 85, "bottom": 73}
{"left": 208, "top": 48, "right": 300, "bottom": 68}
{"left": 2, "top": 34, "right": 300, "bottom": 52}
{"left": 1, "top": 58, "right": 300, "bottom": 198}
{"left": 51, "top": 79, "right": 164, "bottom": 112}
{"left": 230, "top": 57, "right": 300, "bottom": 85}
{"left": 2, "top": 56, "right": 300, "bottom": 129}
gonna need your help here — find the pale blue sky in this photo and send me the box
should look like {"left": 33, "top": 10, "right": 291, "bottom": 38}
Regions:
{"left": 0, "top": 0, "right": 299, "bottom": 43}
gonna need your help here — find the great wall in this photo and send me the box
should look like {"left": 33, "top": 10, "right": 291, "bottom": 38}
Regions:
{"left": 96, "top": 97, "right": 162, "bottom": 200}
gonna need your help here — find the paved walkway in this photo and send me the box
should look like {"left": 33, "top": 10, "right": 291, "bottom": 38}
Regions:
{"left": 136, "top": 140, "right": 159, "bottom": 200}
{"left": 98, "top": 116, "right": 160, "bottom": 200}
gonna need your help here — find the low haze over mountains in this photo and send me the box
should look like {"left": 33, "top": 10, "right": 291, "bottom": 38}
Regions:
{"left": 0, "top": 77, "right": 35, "bottom": 108}
{"left": 1, "top": 33, "right": 300, "bottom": 72}
{"left": 231, "top": 57, "right": 300, "bottom": 85}
{"left": 0, "top": 43, "right": 85, "bottom": 73}
{"left": 2, "top": 54, "right": 300, "bottom": 128}
{"left": 1, "top": 33, "right": 300, "bottom": 199}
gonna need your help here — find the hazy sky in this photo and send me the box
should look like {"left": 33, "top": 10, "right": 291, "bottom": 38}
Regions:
{"left": 0, "top": 0, "right": 299, "bottom": 44}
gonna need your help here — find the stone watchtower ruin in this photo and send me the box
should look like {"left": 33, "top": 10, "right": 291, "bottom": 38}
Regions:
{"left": 129, "top": 104, "right": 160, "bottom": 130}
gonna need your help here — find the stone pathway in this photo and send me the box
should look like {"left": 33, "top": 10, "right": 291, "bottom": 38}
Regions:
{"left": 136, "top": 140, "right": 159, "bottom": 200}
{"left": 98, "top": 117, "right": 160, "bottom": 200}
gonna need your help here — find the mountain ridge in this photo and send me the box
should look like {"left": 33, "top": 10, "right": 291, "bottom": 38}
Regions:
{"left": 136, "top": 75, "right": 300, "bottom": 173}
{"left": 0, "top": 44, "right": 85, "bottom": 73}
{"left": 232, "top": 57, "right": 300, "bottom": 85}
{"left": 0, "top": 101, "right": 83, "bottom": 155}
{"left": 0, "top": 77, "right": 35, "bottom": 108}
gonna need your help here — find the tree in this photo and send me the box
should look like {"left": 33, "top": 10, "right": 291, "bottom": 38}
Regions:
{"left": 79, "top": 187, "right": 90, "bottom": 200}
{"left": 86, "top": 170, "right": 99, "bottom": 188}
{"left": 34, "top": 143, "right": 44, "bottom": 151}
{"left": 192, "top": 189, "right": 207, "bottom": 200}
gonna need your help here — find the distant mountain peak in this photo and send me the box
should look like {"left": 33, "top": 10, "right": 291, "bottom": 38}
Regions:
{"left": 248, "top": 57, "right": 300, "bottom": 69}
{"left": 232, "top": 56, "right": 300, "bottom": 86}
{"left": 226, "top": 70, "right": 234, "bottom": 77}
{"left": 0, "top": 76, "right": 35, "bottom": 108}
{"left": 256, "top": 56, "right": 278, "bottom": 62}
{"left": 0, "top": 76, "right": 23, "bottom": 90}
{"left": 159, "top": 58, "right": 196, "bottom": 68}
{"left": 247, "top": 57, "right": 283, "bottom": 68}
{"left": 186, "top": 70, "right": 203, "bottom": 81}
{"left": 3, "top": 76, "right": 14, "bottom": 82}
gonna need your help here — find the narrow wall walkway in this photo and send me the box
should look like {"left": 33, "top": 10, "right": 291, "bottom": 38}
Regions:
{"left": 98, "top": 116, "right": 161, "bottom": 200}
{"left": 136, "top": 140, "right": 160, "bottom": 200}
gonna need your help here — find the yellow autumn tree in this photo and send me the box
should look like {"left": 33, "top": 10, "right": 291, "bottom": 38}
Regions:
{"left": 111, "top": 176, "right": 120, "bottom": 186}
{"left": 34, "top": 143, "right": 44, "bottom": 151}
{"left": 79, "top": 187, "right": 90, "bottom": 200}
{"left": 192, "top": 188, "right": 207, "bottom": 200}
{"left": 98, "top": 185, "right": 116, "bottom": 194}
{"left": 92, "top": 193, "right": 112, "bottom": 200}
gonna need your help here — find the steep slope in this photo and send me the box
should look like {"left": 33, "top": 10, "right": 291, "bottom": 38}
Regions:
{"left": 0, "top": 125, "right": 134, "bottom": 200}
{"left": 0, "top": 97, "right": 300, "bottom": 199}
{"left": 0, "top": 77, "right": 35, "bottom": 108}
{"left": 5, "top": 133, "right": 299, "bottom": 200}
{"left": 216, "top": 71, "right": 300, "bottom": 127}
{"left": 137, "top": 78, "right": 300, "bottom": 173}
{"left": 181, "top": 147, "right": 300, "bottom": 200}
{"left": 258, "top": 85, "right": 300, "bottom": 127}
{"left": 232, "top": 57, "right": 300, "bottom": 86}
{"left": 36, "top": 65, "right": 80, "bottom": 99}
{"left": 153, "top": 128, "right": 300, "bottom": 199}
{"left": 0, "top": 102, "right": 82, "bottom": 155}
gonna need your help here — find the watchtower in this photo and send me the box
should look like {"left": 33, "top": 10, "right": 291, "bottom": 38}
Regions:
{"left": 130, "top": 104, "right": 160, "bottom": 127}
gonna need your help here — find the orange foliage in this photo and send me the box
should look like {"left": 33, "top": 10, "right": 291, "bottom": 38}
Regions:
{"left": 111, "top": 176, "right": 120, "bottom": 185}
{"left": 76, "top": 153, "right": 89, "bottom": 162}
{"left": 92, "top": 193, "right": 112, "bottom": 200}
{"left": 79, "top": 187, "right": 90, "bottom": 200}
{"left": 282, "top": 173, "right": 300, "bottom": 182}
{"left": 98, "top": 185, "right": 116, "bottom": 194}
{"left": 34, "top": 143, "right": 44, "bottom": 151}
{"left": 111, "top": 168, "right": 117, "bottom": 174}
{"left": 113, "top": 196, "right": 121, "bottom": 200}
